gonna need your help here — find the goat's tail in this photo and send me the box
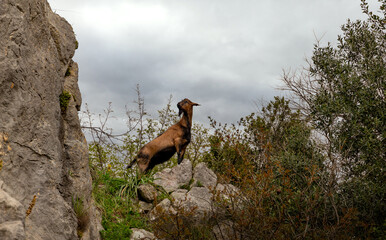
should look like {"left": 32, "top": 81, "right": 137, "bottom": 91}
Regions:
{"left": 126, "top": 158, "right": 137, "bottom": 169}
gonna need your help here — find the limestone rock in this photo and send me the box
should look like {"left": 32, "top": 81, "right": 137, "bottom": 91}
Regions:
{"left": 215, "top": 183, "right": 240, "bottom": 202}
{"left": 212, "top": 220, "right": 240, "bottom": 240}
{"left": 0, "top": 221, "right": 25, "bottom": 240}
{"left": 0, "top": 0, "right": 101, "bottom": 239}
{"left": 138, "top": 201, "right": 153, "bottom": 214}
{"left": 153, "top": 159, "right": 192, "bottom": 192}
{"left": 0, "top": 188, "right": 24, "bottom": 223}
{"left": 184, "top": 187, "right": 213, "bottom": 221}
{"left": 130, "top": 228, "right": 156, "bottom": 240}
{"left": 170, "top": 189, "right": 188, "bottom": 205}
{"left": 138, "top": 184, "right": 157, "bottom": 203}
{"left": 192, "top": 162, "right": 217, "bottom": 189}
{"left": 149, "top": 199, "right": 176, "bottom": 221}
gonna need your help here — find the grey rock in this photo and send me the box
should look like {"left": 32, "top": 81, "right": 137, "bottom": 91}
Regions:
{"left": 170, "top": 189, "right": 188, "bottom": 205}
{"left": 138, "top": 201, "right": 153, "bottom": 214}
{"left": 153, "top": 159, "right": 192, "bottom": 192}
{"left": 192, "top": 162, "right": 217, "bottom": 189}
{"left": 149, "top": 199, "right": 176, "bottom": 221}
{"left": 130, "top": 228, "right": 156, "bottom": 240}
{"left": 215, "top": 183, "right": 240, "bottom": 202}
{"left": 0, "top": 188, "right": 24, "bottom": 223}
{"left": 138, "top": 184, "right": 158, "bottom": 203}
{"left": 183, "top": 187, "right": 213, "bottom": 221}
{"left": 0, "top": 0, "right": 101, "bottom": 239}
{"left": 0, "top": 221, "right": 25, "bottom": 240}
{"left": 212, "top": 220, "right": 240, "bottom": 240}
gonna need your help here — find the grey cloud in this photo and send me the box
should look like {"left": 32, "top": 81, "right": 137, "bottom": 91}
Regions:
{"left": 49, "top": 0, "right": 369, "bottom": 131}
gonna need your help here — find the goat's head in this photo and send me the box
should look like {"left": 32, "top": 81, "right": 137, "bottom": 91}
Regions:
{"left": 177, "top": 98, "right": 199, "bottom": 116}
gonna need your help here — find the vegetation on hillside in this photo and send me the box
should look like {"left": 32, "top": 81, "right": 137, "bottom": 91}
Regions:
{"left": 82, "top": 1, "right": 385, "bottom": 239}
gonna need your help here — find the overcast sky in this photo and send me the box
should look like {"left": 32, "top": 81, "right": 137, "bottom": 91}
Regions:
{"left": 48, "top": 0, "right": 374, "bottom": 133}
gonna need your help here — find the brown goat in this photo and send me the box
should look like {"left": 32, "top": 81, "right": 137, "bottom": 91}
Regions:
{"left": 127, "top": 98, "right": 199, "bottom": 173}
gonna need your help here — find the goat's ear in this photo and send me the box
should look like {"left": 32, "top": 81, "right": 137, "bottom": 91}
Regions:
{"left": 177, "top": 102, "right": 183, "bottom": 116}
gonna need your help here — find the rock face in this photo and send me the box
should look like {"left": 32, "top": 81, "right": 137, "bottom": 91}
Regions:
{"left": 0, "top": 1, "right": 101, "bottom": 239}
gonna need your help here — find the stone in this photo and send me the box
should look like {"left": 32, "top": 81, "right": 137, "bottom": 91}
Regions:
{"left": 184, "top": 187, "right": 213, "bottom": 220}
{"left": 138, "top": 201, "right": 153, "bottom": 214}
{"left": 137, "top": 184, "right": 157, "bottom": 203}
{"left": 0, "top": 221, "right": 25, "bottom": 240}
{"left": 170, "top": 189, "right": 188, "bottom": 205}
{"left": 0, "top": 188, "right": 24, "bottom": 223}
{"left": 149, "top": 199, "right": 176, "bottom": 221}
{"left": 192, "top": 162, "right": 217, "bottom": 189}
{"left": 130, "top": 228, "right": 156, "bottom": 240}
{"left": 212, "top": 220, "right": 240, "bottom": 240}
{"left": 215, "top": 183, "right": 240, "bottom": 202}
{"left": 153, "top": 159, "right": 192, "bottom": 193}
{"left": 0, "top": 0, "right": 101, "bottom": 239}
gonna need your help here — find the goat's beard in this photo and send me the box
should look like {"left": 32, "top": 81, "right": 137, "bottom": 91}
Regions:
{"left": 178, "top": 109, "right": 183, "bottom": 116}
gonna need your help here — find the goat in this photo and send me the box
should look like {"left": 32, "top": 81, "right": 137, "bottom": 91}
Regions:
{"left": 127, "top": 98, "right": 199, "bottom": 173}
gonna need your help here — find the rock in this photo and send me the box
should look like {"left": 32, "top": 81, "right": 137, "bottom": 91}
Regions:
{"left": 212, "top": 220, "right": 240, "bottom": 240}
{"left": 0, "top": 0, "right": 101, "bottom": 239}
{"left": 138, "top": 184, "right": 157, "bottom": 203}
{"left": 215, "top": 183, "right": 240, "bottom": 202}
{"left": 184, "top": 187, "right": 213, "bottom": 221}
{"left": 192, "top": 162, "right": 217, "bottom": 189}
{"left": 138, "top": 201, "right": 153, "bottom": 214}
{"left": 170, "top": 189, "right": 188, "bottom": 205}
{"left": 0, "top": 188, "right": 24, "bottom": 223}
{"left": 130, "top": 228, "right": 156, "bottom": 240}
{"left": 168, "top": 187, "right": 213, "bottom": 223}
{"left": 0, "top": 221, "right": 25, "bottom": 240}
{"left": 153, "top": 159, "right": 192, "bottom": 192}
{"left": 149, "top": 199, "right": 176, "bottom": 221}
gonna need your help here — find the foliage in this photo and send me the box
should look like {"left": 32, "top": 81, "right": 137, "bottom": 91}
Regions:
{"left": 198, "top": 97, "right": 355, "bottom": 239}
{"left": 59, "top": 91, "right": 71, "bottom": 113}
{"left": 92, "top": 170, "right": 152, "bottom": 239}
{"left": 72, "top": 195, "right": 89, "bottom": 238}
{"left": 283, "top": 0, "right": 385, "bottom": 236}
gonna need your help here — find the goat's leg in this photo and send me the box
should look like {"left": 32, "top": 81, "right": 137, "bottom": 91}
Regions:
{"left": 175, "top": 138, "right": 186, "bottom": 164}
{"left": 177, "top": 146, "right": 186, "bottom": 164}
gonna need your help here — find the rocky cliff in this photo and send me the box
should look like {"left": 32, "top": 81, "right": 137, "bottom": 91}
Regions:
{"left": 0, "top": 0, "right": 101, "bottom": 239}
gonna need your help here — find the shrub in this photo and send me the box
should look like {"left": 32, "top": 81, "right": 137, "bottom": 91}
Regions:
{"left": 59, "top": 91, "right": 71, "bottom": 113}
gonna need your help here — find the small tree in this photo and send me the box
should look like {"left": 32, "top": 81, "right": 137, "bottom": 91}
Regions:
{"left": 283, "top": 0, "right": 385, "bottom": 235}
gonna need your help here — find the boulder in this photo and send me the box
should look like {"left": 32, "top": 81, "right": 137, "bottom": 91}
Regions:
{"left": 170, "top": 189, "right": 188, "bottom": 206}
{"left": 153, "top": 159, "right": 192, "bottom": 192}
{"left": 184, "top": 187, "right": 213, "bottom": 221}
{"left": 215, "top": 183, "right": 240, "bottom": 202}
{"left": 212, "top": 220, "right": 240, "bottom": 240}
{"left": 149, "top": 199, "right": 176, "bottom": 221}
{"left": 130, "top": 228, "right": 156, "bottom": 240}
{"left": 138, "top": 201, "right": 153, "bottom": 214}
{"left": 192, "top": 162, "right": 217, "bottom": 189}
{"left": 137, "top": 184, "right": 157, "bottom": 203}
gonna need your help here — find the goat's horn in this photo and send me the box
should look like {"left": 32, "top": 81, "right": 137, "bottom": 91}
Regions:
{"left": 193, "top": 102, "right": 200, "bottom": 106}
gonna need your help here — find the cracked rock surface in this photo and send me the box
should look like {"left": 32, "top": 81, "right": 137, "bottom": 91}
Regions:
{"left": 0, "top": 0, "right": 101, "bottom": 239}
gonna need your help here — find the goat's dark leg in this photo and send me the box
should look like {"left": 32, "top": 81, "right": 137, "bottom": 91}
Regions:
{"left": 177, "top": 146, "right": 186, "bottom": 164}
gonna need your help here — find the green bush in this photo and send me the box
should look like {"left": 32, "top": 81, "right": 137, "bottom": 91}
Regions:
{"left": 59, "top": 91, "right": 71, "bottom": 113}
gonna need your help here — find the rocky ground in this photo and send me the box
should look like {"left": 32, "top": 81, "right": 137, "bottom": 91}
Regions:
{"left": 131, "top": 160, "right": 240, "bottom": 240}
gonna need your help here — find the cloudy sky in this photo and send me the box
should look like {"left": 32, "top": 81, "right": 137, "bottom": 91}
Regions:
{"left": 48, "top": 0, "right": 373, "bottom": 133}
